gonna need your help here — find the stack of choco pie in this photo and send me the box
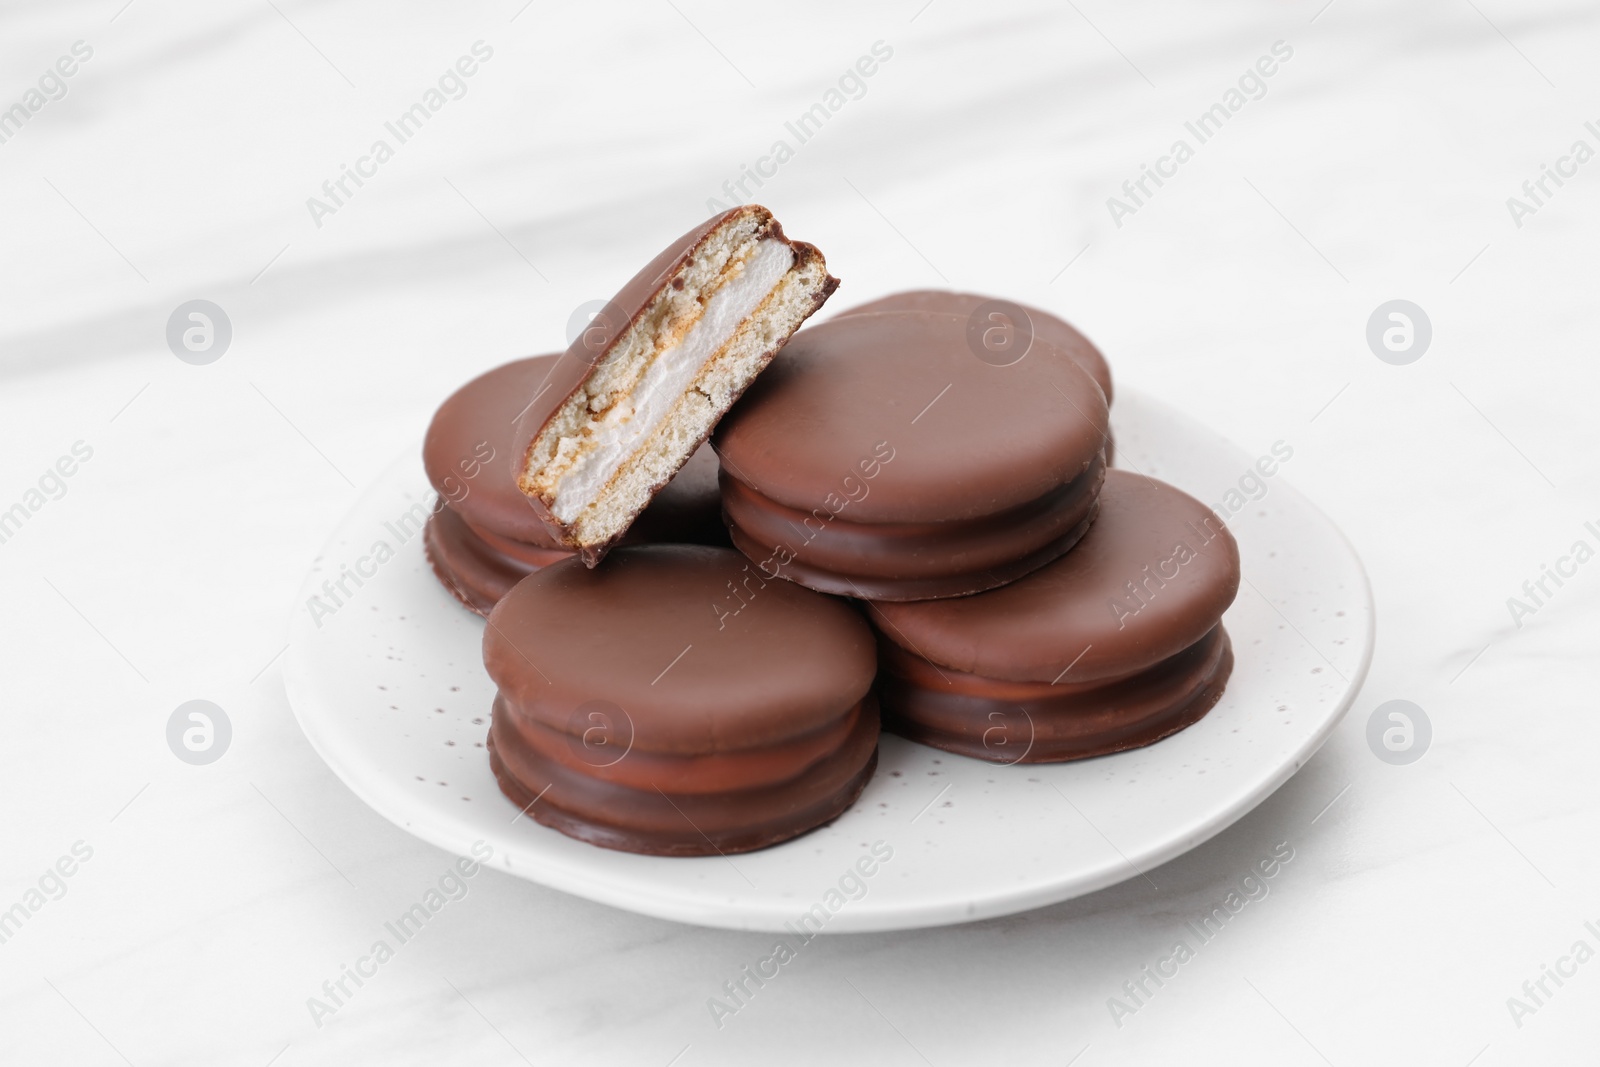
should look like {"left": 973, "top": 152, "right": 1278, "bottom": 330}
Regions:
{"left": 421, "top": 205, "right": 1240, "bottom": 856}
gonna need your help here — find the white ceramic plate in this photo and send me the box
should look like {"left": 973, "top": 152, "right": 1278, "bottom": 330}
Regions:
{"left": 283, "top": 389, "right": 1372, "bottom": 932}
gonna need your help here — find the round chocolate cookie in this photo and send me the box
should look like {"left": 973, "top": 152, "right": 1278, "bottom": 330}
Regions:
{"left": 713, "top": 310, "right": 1109, "bottom": 601}
{"left": 482, "top": 545, "right": 880, "bottom": 855}
{"left": 424, "top": 505, "right": 571, "bottom": 616}
{"left": 868, "top": 470, "right": 1240, "bottom": 763}
{"left": 422, "top": 355, "right": 728, "bottom": 615}
{"left": 836, "top": 290, "right": 1112, "bottom": 404}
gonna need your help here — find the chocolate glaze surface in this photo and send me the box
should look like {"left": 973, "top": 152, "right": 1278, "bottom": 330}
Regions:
{"left": 871, "top": 470, "right": 1240, "bottom": 684}
{"left": 877, "top": 627, "right": 1232, "bottom": 763}
{"left": 482, "top": 545, "right": 880, "bottom": 854}
{"left": 424, "top": 354, "right": 567, "bottom": 546}
{"left": 509, "top": 207, "right": 837, "bottom": 563}
{"left": 422, "top": 355, "right": 728, "bottom": 614}
{"left": 836, "top": 289, "right": 1113, "bottom": 404}
{"left": 488, "top": 707, "right": 878, "bottom": 857}
{"left": 423, "top": 506, "right": 569, "bottom": 616}
{"left": 727, "top": 511, "right": 1095, "bottom": 603}
{"left": 720, "top": 453, "right": 1104, "bottom": 601}
{"left": 714, "top": 311, "right": 1108, "bottom": 524}
{"left": 484, "top": 545, "right": 876, "bottom": 750}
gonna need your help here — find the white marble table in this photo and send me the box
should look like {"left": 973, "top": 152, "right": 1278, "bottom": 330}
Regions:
{"left": 2, "top": 0, "right": 1597, "bottom": 1063}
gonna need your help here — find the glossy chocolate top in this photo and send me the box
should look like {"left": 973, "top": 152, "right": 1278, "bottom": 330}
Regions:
{"left": 714, "top": 310, "right": 1108, "bottom": 524}
{"left": 482, "top": 545, "right": 877, "bottom": 753}
{"left": 837, "top": 290, "right": 1113, "bottom": 403}
{"left": 423, "top": 355, "right": 722, "bottom": 546}
{"left": 870, "top": 470, "right": 1240, "bottom": 684}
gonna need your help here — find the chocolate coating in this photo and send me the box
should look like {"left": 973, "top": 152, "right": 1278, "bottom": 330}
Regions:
{"left": 869, "top": 471, "right": 1240, "bottom": 763}
{"left": 482, "top": 545, "right": 880, "bottom": 854}
{"left": 422, "top": 355, "right": 728, "bottom": 615}
{"left": 717, "top": 311, "right": 1106, "bottom": 523}
{"left": 877, "top": 628, "right": 1232, "bottom": 763}
{"left": 425, "top": 354, "right": 567, "bottom": 547}
{"left": 510, "top": 207, "right": 837, "bottom": 564}
{"left": 714, "top": 310, "right": 1108, "bottom": 599}
{"left": 488, "top": 700, "right": 879, "bottom": 856}
{"left": 424, "top": 505, "right": 571, "bottom": 616}
{"left": 872, "top": 470, "right": 1240, "bottom": 682}
{"left": 837, "top": 290, "right": 1113, "bottom": 405}
{"left": 721, "top": 455, "right": 1104, "bottom": 601}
